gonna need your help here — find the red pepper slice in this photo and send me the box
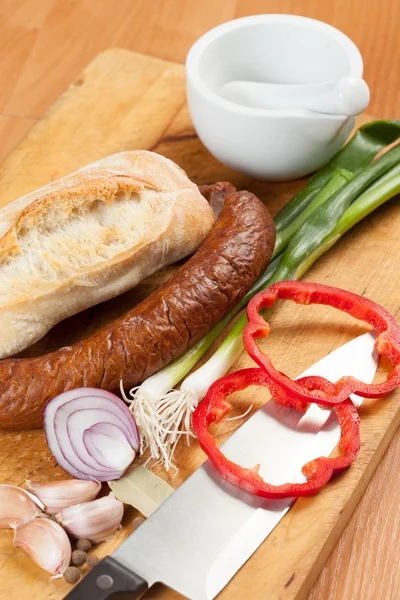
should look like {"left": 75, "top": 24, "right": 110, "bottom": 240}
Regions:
{"left": 192, "top": 368, "right": 360, "bottom": 499}
{"left": 244, "top": 281, "right": 400, "bottom": 408}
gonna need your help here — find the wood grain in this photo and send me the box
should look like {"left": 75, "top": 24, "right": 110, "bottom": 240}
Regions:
{"left": 0, "top": 49, "right": 399, "bottom": 600}
{"left": 0, "top": 2, "right": 399, "bottom": 598}
{"left": 1, "top": 0, "right": 400, "bottom": 162}
{"left": 0, "top": 115, "right": 37, "bottom": 164}
{"left": 1, "top": 0, "right": 400, "bottom": 120}
{"left": 309, "top": 434, "right": 400, "bottom": 600}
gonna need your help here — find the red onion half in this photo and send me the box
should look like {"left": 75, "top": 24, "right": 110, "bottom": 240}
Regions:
{"left": 43, "top": 388, "right": 140, "bottom": 482}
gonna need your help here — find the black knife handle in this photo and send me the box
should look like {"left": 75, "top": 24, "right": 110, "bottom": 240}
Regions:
{"left": 64, "top": 556, "right": 148, "bottom": 599}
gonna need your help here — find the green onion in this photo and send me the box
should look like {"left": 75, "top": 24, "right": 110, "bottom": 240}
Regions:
{"left": 274, "top": 119, "right": 400, "bottom": 232}
{"left": 124, "top": 169, "right": 349, "bottom": 467}
{"left": 296, "top": 163, "right": 400, "bottom": 279}
{"left": 125, "top": 124, "right": 400, "bottom": 469}
{"left": 176, "top": 158, "right": 400, "bottom": 423}
{"left": 269, "top": 143, "right": 400, "bottom": 283}
{"left": 273, "top": 168, "right": 353, "bottom": 258}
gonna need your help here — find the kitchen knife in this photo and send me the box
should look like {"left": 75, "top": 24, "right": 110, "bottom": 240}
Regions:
{"left": 65, "top": 331, "right": 378, "bottom": 600}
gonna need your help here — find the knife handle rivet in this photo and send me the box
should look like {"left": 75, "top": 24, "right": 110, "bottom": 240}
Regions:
{"left": 96, "top": 574, "right": 114, "bottom": 590}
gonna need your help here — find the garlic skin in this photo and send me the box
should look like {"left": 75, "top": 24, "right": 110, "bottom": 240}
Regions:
{"left": 26, "top": 479, "right": 101, "bottom": 515}
{"left": 13, "top": 518, "right": 71, "bottom": 576}
{"left": 57, "top": 493, "right": 124, "bottom": 543}
{"left": 0, "top": 484, "right": 42, "bottom": 528}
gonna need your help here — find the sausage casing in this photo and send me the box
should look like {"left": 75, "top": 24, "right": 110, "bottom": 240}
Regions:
{"left": 0, "top": 189, "right": 275, "bottom": 429}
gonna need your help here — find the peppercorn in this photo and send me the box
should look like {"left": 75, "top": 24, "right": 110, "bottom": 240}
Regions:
{"left": 64, "top": 566, "right": 81, "bottom": 584}
{"left": 87, "top": 556, "right": 100, "bottom": 569}
{"left": 76, "top": 539, "right": 92, "bottom": 552}
{"left": 71, "top": 549, "right": 87, "bottom": 566}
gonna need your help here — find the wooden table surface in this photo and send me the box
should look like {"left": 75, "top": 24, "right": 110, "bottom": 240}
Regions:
{"left": 0, "top": 2, "right": 399, "bottom": 599}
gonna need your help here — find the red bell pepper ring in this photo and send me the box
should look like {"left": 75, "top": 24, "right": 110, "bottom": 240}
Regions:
{"left": 192, "top": 368, "right": 360, "bottom": 499}
{"left": 244, "top": 281, "right": 400, "bottom": 408}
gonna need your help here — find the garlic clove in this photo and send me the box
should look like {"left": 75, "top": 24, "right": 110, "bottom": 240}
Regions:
{"left": 57, "top": 493, "right": 124, "bottom": 543}
{"left": 13, "top": 518, "right": 71, "bottom": 576}
{"left": 0, "top": 484, "right": 43, "bottom": 528}
{"left": 26, "top": 479, "right": 101, "bottom": 515}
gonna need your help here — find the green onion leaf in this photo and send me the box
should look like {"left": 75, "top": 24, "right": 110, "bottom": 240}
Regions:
{"left": 273, "top": 168, "right": 354, "bottom": 258}
{"left": 274, "top": 119, "right": 400, "bottom": 232}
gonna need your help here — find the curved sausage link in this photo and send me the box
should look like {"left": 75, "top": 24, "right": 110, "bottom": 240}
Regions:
{"left": 199, "top": 182, "right": 237, "bottom": 218}
{"left": 0, "top": 189, "right": 275, "bottom": 430}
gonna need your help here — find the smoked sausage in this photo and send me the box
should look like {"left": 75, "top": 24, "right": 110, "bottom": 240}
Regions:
{"left": 199, "top": 182, "right": 237, "bottom": 218}
{"left": 0, "top": 189, "right": 275, "bottom": 430}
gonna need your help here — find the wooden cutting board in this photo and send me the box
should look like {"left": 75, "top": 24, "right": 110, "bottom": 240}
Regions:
{"left": 0, "top": 49, "right": 399, "bottom": 600}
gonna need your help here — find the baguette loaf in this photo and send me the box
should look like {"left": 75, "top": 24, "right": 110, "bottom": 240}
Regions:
{"left": 0, "top": 151, "right": 214, "bottom": 358}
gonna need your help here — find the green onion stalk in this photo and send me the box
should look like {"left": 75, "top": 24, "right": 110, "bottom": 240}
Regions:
{"left": 124, "top": 123, "right": 400, "bottom": 470}
{"left": 272, "top": 168, "right": 353, "bottom": 258}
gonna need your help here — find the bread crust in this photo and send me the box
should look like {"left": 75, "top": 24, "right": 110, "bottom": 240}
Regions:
{"left": 0, "top": 151, "right": 214, "bottom": 358}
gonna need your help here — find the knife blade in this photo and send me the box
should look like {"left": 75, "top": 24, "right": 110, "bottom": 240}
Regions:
{"left": 65, "top": 332, "right": 378, "bottom": 600}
